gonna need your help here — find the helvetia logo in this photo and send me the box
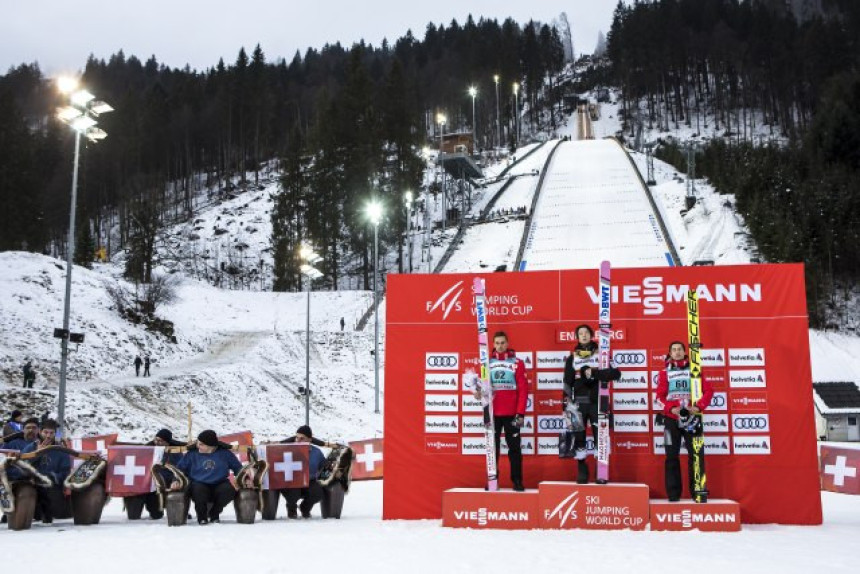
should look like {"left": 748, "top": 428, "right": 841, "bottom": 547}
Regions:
{"left": 426, "top": 281, "right": 464, "bottom": 320}
{"left": 545, "top": 491, "right": 579, "bottom": 527}
{"left": 585, "top": 278, "right": 762, "bottom": 315}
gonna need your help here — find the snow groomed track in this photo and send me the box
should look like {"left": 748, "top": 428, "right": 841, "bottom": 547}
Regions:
{"left": 518, "top": 139, "right": 679, "bottom": 270}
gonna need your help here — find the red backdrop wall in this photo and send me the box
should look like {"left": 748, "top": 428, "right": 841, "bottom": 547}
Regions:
{"left": 383, "top": 264, "right": 822, "bottom": 524}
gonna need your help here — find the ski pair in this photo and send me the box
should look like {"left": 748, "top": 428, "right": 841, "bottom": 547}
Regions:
{"left": 686, "top": 290, "right": 709, "bottom": 503}
{"left": 473, "top": 277, "right": 498, "bottom": 491}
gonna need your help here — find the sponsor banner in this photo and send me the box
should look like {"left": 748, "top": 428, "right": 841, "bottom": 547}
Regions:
{"left": 501, "top": 436, "right": 536, "bottom": 455}
{"left": 705, "top": 436, "right": 732, "bottom": 455}
{"left": 425, "top": 416, "right": 459, "bottom": 434}
{"left": 535, "top": 393, "right": 565, "bottom": 414}
{"left": 708, "top": 392, "right": 728, "bottom": 412}
{"left": 702, "top": 370, "right": 727, "bottom": 390}
{"left": 650, "top": 500, "right": 741, "bottom": 531}
{"left": 701, "top": 349, "right": 726, "bottom": 367}
{"left": 425, "top": 394, "right": 459, "bottom": 412}
{"left": 612, "top": 392, "right": 650, "bottom": 412}
{"left": 260, "top": 444, "right": 310, "bottom": 490}
{"left": 537, "top": 415, "right": 567, "bottom": 435}
{"left": 539, "top": 482, "right": 649, "bottom": 530}
{"left": 350, "top": 438, "right": 384, "bottom": 479}
{"left": 612, "top": 349, "right": 648, "bottom": 368}
{"left": 733, "top": 436, "right": 772, "bottom": 455}
{"left": 703, "top": 414, "right": 730, "bottom": 433}
{"left": 613, "top": 413, "right": 650, "bottom": 434}
{"left": 730, "top": 391, "right": 769, "bottom": 412}
{"left": 461, "top": 394, "right": 483, "bottom": 412}
{"left": 537, "top": 436, "right": 560, "bottom": 456}
{"left": 819, "top": 446, "right": 860, "bottom": 495}
{"left": 558, "top": 329, "right": 625, "bottom": 344}
{"left": 536, "top": 371, "right": 564, "bottom": 391}
{"left": 732, "top": 414, "right": 770, "bottom": 433}
{"left": 650, "top": 371, "right": 661, "bottom": 389}
{"left": 729, "top": 369, "right": 767, "bottom": 389}
{"left": 462, "top": 436, "right": 488, "bottom": 456}
{"left": 616, "top": 370, "right": 650, "bottom": 390}
{"left": 426, "top": 352, "right": 459, "bottom": 371}
{"left": 425, "top": 437, "right": 460, "bottom": 455}
{"left": 613, "top": 436, "right": 651, "bottom": 454}
{"left": 106, "top": 446, "right": 162, "bottom": 496}
{"left": 526, "top": 394, "right": 534, "bottom": 413}
{"left": 517, "top": 351, "right": 535, "bottom": 370}
{"left": 729, "top": 348, "right": 766, "bottom": 367}
{"left": 443, "top": 489, "right": 540, "bottom": 529}
{"left": 536, "top": 351, "right": 568, "bottom": 370}
{"left": 425, "top": 373, "right": 459, "bottom": 391}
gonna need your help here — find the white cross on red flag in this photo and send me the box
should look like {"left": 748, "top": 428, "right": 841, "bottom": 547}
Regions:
{"left": 70, "top": 433, "right": 119, "bottom": 455}
{"left": 820, "top": 445, "right": 860, "bottom": 495}
{"left": 259, "top": 444, "right": 309, "bottom": 490}
{"left": 106, "top": 446, "right": 163, "bottom": 496}
{"left": 220, "top": 430, "right": 254, "bottom": 463}
{"left": 350, "top": 438, "right": 384, "bottom": 480}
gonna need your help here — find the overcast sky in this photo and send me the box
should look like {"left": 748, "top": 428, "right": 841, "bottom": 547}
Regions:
{"left": 1, "top": 1, "right": 619, "bottom": 75}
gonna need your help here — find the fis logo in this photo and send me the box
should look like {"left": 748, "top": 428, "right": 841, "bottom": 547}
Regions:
{"left": 426, "top": 282, "right": 464, "bottom": 320}
{"left": 586, "top": 278, "right": 762, "bottom": 315}
{"left": 545, "top": 491, "right": 579, "bottom": 527}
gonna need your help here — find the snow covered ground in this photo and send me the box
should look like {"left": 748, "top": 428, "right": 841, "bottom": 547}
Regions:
{"left": 1, "top": 482, "right": 857, "bottom": 574}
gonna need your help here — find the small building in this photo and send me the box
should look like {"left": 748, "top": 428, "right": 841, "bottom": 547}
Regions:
{"left": 440, "top": 132, "right": 475, "bottom": 154}
{"left": 813, "top": 381, "right": 860, "bottom": 441}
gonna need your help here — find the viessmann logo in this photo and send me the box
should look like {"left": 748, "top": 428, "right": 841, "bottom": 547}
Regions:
{"left": 585, "top": 278, "right": 762, "bottom": 315}
{"left": 453, "top": 508, "right": 531, "bottom": 526}
{"left": 426, "top": 281, "right": 464, "bottom": 320}
{"left": 654, "top": 510, "right": 738, "bottom": 529}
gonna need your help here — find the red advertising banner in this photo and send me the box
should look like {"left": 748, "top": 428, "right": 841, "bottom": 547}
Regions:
{"left": 106, "top": 446, "right": 162, "bottom": 496}
{"left": 383, "top": 265, "right": 822, "bottom": 524}
{"left": 819, "top": 445, "right": 860, "bottom": 495}
{"left": 350, "top": 438, "right": 384, "bottom": 480}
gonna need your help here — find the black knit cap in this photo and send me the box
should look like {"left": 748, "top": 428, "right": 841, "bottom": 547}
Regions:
{"left": 155, "top": 429, "right": 174, "bottom": 442}
{"left": 197, "top": 429, "right": 219, "bottom": 447}
{"left": 296, "top": 425, "right": 313, "bottom": 439}
{"left": 11, "top": 410, "right": 22, "bottom": 420}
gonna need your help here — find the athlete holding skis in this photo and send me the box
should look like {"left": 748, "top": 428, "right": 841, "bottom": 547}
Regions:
{"left": 562, "top": 325, "right": 620, "bottom": 484}
{"left": 474, "top": 331, "right": 528, "bottom": 491}
{"left": 656, "top": 341, "right": 714, "bottom": 502}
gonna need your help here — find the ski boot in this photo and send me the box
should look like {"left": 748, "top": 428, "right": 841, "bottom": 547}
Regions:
{"left": 576, "top": 459, "right": 589, "bottom": 484}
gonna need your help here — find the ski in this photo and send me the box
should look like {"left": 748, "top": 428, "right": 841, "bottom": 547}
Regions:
{"left": 596, "top": 260, "right": 612, "bottom": 484}
{"left": 473, "top": 277, "right": 498, "bottom": 492}
{"left": 686, "top": 289, "right": 709, "bottom": 503}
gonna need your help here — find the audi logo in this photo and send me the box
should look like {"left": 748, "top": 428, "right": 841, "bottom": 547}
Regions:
{"left": 613, "top": 352, "right": 646, "bottom": 365}
{"left": 733, "top": 417, "right": 768, "bottom": 430}
{"left": 539, "top": 418, "right": 566, "bottom": 431}
{"left": 426, "top": 356, "right": 458, "bottom": 368}
{"left": 709, "top": 395, "right": 726, "bottom": 407}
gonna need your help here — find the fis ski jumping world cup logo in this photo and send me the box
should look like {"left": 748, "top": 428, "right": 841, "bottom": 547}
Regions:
{"left": 585, "top": 278, "right": 762, "bottom": 315}
{"left": 426, "top": 281, "right": 465, "bottom": 320}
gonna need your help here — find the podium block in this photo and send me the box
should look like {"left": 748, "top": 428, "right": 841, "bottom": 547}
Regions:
{"left": 649, "top": 499, "right": 741, "bottom": 531}
{"left": 442, "top": 488, "right": 539, "bottom": 529}
{"left": 538, "top": 482, "right": 649, "bottom": 530}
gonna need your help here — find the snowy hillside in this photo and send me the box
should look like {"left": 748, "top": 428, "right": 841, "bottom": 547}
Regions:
{"left": 0, "top": 251, "right": 381, "bottom": 442}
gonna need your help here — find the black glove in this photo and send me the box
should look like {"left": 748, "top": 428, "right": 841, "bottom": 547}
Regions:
{"left": 512, "top": 415, "right": 524, "bottom": 428}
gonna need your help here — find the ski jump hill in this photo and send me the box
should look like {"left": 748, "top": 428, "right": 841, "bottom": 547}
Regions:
{"left": 517, "top": 138, "right": 680, "bottom": 271}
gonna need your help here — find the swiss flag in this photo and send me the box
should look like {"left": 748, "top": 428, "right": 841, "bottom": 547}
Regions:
{"left": 70, "top": 433, "right": 119, "bottom": 455}
{"left": 350, "top": 438, "right": 384, "bottom": 480}
{"left": 220, "top": 430, "right": 254, "bottom": 463}
{"left": 259, "top": 444, "right": 309, "bottom": 490}
{"left": 106, "top": 446, "right": 163, "bottom": 496}
{"left": 820, "top": 445, "right": 860, "bottom": 495}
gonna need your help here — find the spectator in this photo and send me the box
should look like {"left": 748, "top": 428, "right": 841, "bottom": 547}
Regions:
{"left": 134, "top": 355, "right": 143, "bottom": 377}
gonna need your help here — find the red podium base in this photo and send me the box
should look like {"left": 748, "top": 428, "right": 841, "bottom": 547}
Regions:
{"left": 538, "top": 482, "right": 649, "bottom": 530}
{"left": 442, "top": 488, "right": 539, "bottom": 529}
{"left": 649, "top": 499, "right": 741, "bottom": 532}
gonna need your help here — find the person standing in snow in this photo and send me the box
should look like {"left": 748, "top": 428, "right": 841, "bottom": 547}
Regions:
{"left": 562, "top": 324, "right": 620, "bottom": 484}
{"left": 473, "top": 331, "right": 528, "bottom": 491}
{"left": 656, "top": 341, "right": 714, "bottom": 502}
{"left": 22, "top": 360, "right": 35, "bottom": 389}
{"left": 143, "top": 355, "right": 151, "bottom": 377}
{"left": 134, "top": 355, "right": 143, "bottom": 376}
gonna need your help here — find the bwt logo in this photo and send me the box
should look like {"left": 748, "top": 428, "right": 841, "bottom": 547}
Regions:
{"left": 585, "top": 278, "right": 762, "bottom": 315}
{"left": 426, "top": 281, "right": 464, "bottom": 320}
{"left": 545, "top": 491, "right": 579, "bottom": 527}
